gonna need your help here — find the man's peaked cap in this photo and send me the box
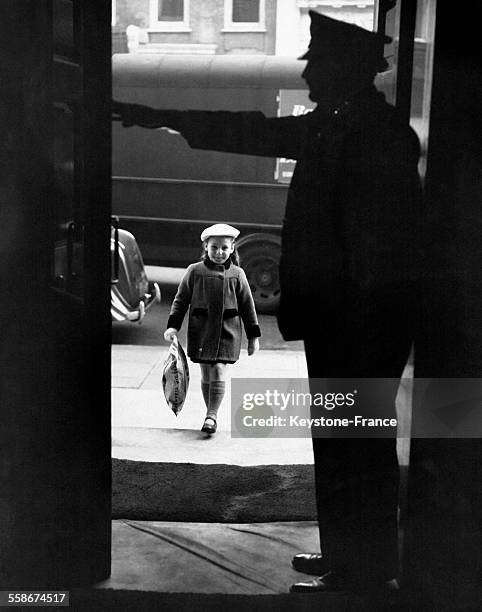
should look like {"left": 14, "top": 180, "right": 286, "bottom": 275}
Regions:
{"left": 300, "top": 10, "right": 392, "bottom": 73}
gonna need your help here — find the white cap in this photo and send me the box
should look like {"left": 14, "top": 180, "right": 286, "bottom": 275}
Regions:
{"left": 200, "top": 223, "right": 240, "bottom": 241}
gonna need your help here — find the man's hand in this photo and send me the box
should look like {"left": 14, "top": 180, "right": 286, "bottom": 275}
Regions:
{"left": 248, "top": 337, "right": 260, "bottom": 356}
{"left": 112, "top": 100, "right": 168, "bottom": 129}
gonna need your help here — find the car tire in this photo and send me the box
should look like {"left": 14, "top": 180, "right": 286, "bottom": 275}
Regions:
{"left": 238, "top": 240, "right": 281, "bottom": 314}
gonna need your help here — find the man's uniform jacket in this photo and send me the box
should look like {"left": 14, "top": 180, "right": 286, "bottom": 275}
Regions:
{"left": 166, "top": 87, "right": 422, "bottom": 340}
{"left": 161, "top": 87, "right": 423, "bottom": 582}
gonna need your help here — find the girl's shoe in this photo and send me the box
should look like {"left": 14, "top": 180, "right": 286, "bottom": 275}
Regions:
{"left": 201, "top": 417, "right": 217, "bottom": 434}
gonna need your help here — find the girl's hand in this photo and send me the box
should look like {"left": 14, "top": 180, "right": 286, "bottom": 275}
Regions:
{"left": 164, "top": 327, "right": 178, "bottom": 342}
{"left": 248, "top": 337, "right": 259, "bottom": 356}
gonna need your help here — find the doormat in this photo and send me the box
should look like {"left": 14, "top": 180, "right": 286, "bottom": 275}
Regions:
{"left": 112, "top": 459, "right": 316, "bottom": 522}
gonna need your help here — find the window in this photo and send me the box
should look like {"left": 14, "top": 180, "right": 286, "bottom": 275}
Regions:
{"left": 158, "top": 0, "right": 183, "bottom": 21}
{"left": 224, "top": 0, "right": 265, "bottom": 32}
{"left": 149, "top": 0, "right": 190, "bottom": 31}
{"left": 233, "top": 0, "right": 259, "bottom": 23}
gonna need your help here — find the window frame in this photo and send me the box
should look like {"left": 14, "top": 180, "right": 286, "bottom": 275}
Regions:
{"left": 223, "top": 0, "right": 266, "bottom": 33}
{"left": 148, "top": 0, "right": 191, "bottom": 32}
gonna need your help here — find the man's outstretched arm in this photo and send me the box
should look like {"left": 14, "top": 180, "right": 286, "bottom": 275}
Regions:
{"left": 112, "top": 100, "right": 306, "bottom": 160}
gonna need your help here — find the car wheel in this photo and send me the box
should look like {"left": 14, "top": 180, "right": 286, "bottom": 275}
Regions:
{"left": 238, "top": 241, "right": 280, "bottom": 314}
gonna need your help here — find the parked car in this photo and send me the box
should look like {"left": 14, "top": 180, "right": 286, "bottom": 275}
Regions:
{"left": 111, "top": 219, "right": 160, "bottom": 323}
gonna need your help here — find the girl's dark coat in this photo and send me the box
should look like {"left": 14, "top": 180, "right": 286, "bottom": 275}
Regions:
{"left": 167, "top": 259, "right": 260, "bottom": 362}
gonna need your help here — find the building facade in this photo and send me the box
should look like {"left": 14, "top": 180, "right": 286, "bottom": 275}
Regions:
{"left": 113, "top": 0, "right": 277, "bottom": 54}
{"left": 112, "top": 0, "right": 378, "bottom": 56}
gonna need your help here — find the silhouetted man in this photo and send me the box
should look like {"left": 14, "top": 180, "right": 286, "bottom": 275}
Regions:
{"left": 113, "top": 11, "right": 422, "bottom": 593}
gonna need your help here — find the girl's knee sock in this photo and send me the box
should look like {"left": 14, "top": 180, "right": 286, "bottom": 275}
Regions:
{"left": 201, "top": 381, "right": 210, "bottom": 409}
{"left": 206, "top": 380, "right": 225, "bottom": 421}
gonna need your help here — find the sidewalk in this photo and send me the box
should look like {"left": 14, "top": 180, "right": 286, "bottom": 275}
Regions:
{"left": 107, "top": 345, "right": 417, "bottom": 606}
{"left": 107, "top": 345, "right": 324, "bottom": 600}
{"left": 112, "top": 345, "right": 314, "bottom": 465}
{"left": 112, "top": 343, "right": 413, "bottom": 465}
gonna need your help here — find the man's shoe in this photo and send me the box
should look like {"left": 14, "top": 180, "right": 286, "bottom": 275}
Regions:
{"left": 201, "top": 417, "right": 217, "bottom": 434}
{"left": 290, "top": 571, "right": 346, "bottom": 593}
{"left": 290, "top": 571, "right": 400, "bottom": 594}
{"left": 292, "top": 553, "right": 328, "bottom": 575}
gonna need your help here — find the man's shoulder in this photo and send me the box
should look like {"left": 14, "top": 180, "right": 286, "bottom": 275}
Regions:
{"left": 350, "top": 96, "right": 420, "bottom": 158}
{"left": 376, "top": 107, "right": 420, "bottom": 156}
{"left": 368, "top": 96, "right": 417, "bottom": 138}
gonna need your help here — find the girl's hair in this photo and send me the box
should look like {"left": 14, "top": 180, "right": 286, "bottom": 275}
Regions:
{"left": 200, "top": 237, "right": 240, "bottom": 266}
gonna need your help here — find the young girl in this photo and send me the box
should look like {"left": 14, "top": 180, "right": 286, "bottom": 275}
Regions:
{"left": 164, "top": 224, "right": 260, "bottom": 434}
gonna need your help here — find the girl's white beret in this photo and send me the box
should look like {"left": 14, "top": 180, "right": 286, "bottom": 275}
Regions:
{"left": 201, "top": 224, "right": 240, "bottom": 241}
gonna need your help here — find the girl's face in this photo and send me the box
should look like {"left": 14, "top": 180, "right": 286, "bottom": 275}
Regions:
{"left": 204, "top": 236, "right": 235, "bottom": 265}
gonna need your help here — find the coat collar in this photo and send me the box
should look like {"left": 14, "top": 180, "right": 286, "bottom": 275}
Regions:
{"left": 310, "top": 85, "right": 386, "bottom": 124}
{"left": 203, "top": 256, "right": 232, "bottom": 270}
